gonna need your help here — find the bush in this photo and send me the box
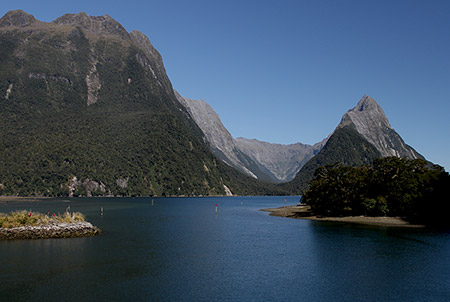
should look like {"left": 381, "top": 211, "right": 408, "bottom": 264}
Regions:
{"left": 0, "top": 210, "right": 86, "bottom": 228}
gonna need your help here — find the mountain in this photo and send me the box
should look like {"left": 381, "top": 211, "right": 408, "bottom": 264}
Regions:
{"left": 174, "top": 93, "right": 275, "bottom": 182}
{"left": 234, "top": 137, "right": 326, "bottom": 182}
{"left": 283, "top": 95, "right": 424, "bottom": 193}
{"left": 0, "top": 10, "right": 283, "bottom": 197}
{"left": 178, "top": 95, "right": 326, "bottom": 182}
{"left": 338, "top": 95, "right": 422, "bottom": 159}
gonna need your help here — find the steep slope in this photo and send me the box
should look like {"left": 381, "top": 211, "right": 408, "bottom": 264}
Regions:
{"left": 234, "top": 138, "right": 326, "bottom": 182}
{"left": 284, "top": 95, "right": 424, "bottom": 193}
{"left": 175, "top": 93, "right": 276, "bottom": 182}
{"left": 0, "top": 10, "right": 281, "bottom": 197}
{"left": 178, "top": 94, "right": 327, "bottom": 183}
{"left": 339, "top": 95, "right": 422, "bottom": 159}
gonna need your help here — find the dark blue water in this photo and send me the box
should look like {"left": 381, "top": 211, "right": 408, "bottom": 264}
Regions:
{"left": 1, "top": 196, "right": 449, "bottom": 301}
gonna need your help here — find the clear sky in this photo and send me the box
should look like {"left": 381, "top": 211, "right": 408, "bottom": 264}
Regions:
{"left": 2, "top": 0, "right": 450, "bottom": 171}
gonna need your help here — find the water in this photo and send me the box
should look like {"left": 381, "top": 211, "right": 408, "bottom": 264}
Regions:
{"left": 1, "top": 196, "right": 449, "bottom": 301}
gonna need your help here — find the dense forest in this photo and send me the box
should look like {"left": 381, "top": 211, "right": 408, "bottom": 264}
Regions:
{"left": 302, "top": 157, "right": 450, "bottom": 226}
{"left": 0, "top": 13, "right": 287, "bottom": 197}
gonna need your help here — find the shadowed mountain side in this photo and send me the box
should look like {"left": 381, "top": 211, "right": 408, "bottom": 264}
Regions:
{"left": 280, "top": 125, "right": 381, "bottom": 193}
{"left": 0, "top": 10, "right": 284, "bottom": 197}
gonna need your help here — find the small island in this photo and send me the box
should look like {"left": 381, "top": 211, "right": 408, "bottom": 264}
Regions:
{"left": 0, "top": 210, "right": 101, "bottom": 240}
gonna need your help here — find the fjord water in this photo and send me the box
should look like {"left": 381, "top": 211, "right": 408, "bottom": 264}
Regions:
{"left": 1, "top": 197, "right": 449, "bottom": 301}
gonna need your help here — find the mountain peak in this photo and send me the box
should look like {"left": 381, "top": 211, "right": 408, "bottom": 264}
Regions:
{"left": 0, "top": 10, "right": 38, "bottom": 27}
{"left": 355, "top": 94, "right": 381, "bottom": 112}
{"left": 339, "top": 95, "right": 391, "bottom": 130}
{"left": 338, "top": 95, "right": 421, "bottom": 159}
{"left": 52, "top": 12, "right": 129, "bottom": 39}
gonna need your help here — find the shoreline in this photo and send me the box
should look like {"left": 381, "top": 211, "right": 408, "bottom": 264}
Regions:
{"left": 0, "top": 221, "right": 102, "bottom": 240}
{"left": 261, "top": 205, "right": 426, "bottom": 228}
{"left": 0, "top": 196, "right": 53, "bottom": 203}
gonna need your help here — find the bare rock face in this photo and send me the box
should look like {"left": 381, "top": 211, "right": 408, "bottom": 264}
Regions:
{"left": 129, "top": 30, "right": 173, "bottom": 94}
{"left": 177, "top": 92, "right": 327, "bottom": 182}
{"left": 338, "top": 95, "right": 422, "bottom": 159}
{"left": 235, "top": 138, "right": 326, "bottom": 182}
{"left": 175, "top": 92, "right": 259, "bottom": 179}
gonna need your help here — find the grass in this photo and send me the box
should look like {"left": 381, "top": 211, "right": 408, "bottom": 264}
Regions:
{"left": 0, "top": 210, "right": 86, "bottom": 228}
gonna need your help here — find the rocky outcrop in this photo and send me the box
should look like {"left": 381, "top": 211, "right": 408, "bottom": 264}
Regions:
{"left": 68, "top": 177, "right": 107, "bottom": 197}
{"left": 337, "top": 95, "right": 422, "bottom": 159}
{"left": 0, "top": 221, "right": 101, "bottom": 240}
{"left": 0, "top": 10, "right": 39, "bottom": 27}
{"left": 86, "top": 58, "right": 101, "bottom": 106}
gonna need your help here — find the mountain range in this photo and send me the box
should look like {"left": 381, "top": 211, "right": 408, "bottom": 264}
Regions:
{"left": 180, "top": 94, "right": 423, "bottom": 192}
{"left": 0, "top": 10, "right": 425, "bottom": 196}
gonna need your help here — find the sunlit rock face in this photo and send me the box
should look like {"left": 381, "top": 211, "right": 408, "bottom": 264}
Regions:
{"left": 338, "top": 95, "right": 422, "bottom": 159}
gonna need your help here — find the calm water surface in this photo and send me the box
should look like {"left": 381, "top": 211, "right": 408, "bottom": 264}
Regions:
{"left": 1, "top": 196, "right": 449, "bottom": 301}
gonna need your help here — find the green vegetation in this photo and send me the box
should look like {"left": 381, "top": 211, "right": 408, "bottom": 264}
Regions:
{"left": 281, "top": 125, "right": 381, "bottom": 194}
{"left": 0, "top": 24, "right": 284, "bottom": 197}
{"left": 0, "top": 210, "right": 85, "bottom": 228}
{"left": 302, "top": 157, "right": 450, "bottom": 226}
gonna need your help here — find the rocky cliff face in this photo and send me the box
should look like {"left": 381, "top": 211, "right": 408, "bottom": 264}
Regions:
{"left": 338, "top": 95, "right": 421, "bottom": 159}
{"left": 175, "top": 92, "right": 281, "bottom": 182}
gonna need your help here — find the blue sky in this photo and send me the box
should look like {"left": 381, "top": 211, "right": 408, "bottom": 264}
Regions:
{"left": 2, "top": 0, "right": 450, "bottom": 171}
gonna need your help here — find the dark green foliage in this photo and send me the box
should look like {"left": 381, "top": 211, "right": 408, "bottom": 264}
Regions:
{"left": 0, "top": 24, "right": 279, "bottom": 197}
{"left": 281, "top": 125, "right": 381, "bottom": 194}
{"left": 302, "top": 157, "right": 450, "bottom": 226}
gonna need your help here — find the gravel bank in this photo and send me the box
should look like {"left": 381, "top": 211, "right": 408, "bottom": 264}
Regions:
{"left": 261, "top": 205, "right": 426, "bottom": 228}
{"left": 0, "top": 221, "right": 102, "bottom": 240}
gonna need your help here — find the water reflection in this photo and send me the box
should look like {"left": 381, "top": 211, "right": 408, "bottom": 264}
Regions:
{"left": 1, "top": 197, "right": 449, "bottom": 301}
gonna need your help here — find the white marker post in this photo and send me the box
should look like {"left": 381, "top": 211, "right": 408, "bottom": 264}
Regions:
{"left": 215, "top": 204, "right": 218, "bottom": 214}
{"left": 101, "top": 206, "right": 104, "bottom": 216}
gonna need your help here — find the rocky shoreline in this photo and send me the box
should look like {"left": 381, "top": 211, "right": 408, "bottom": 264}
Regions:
{"left": 261, "top": 205, "right": 426, "bottom": 228}
{"left": 0, "top": 221, "right": 102, "bottom": 240}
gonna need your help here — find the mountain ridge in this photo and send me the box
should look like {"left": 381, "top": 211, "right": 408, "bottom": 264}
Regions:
{"left": 0, "top": 10, "right": 284, "bottom": 197}
{"left": 178, "top": 95, "right": 327, "bottom": 182}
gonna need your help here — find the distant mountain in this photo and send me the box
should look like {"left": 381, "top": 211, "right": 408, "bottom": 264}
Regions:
{"left": 178, "top": 95, "right": 326, "bottom": 182}
{"left": 284, "top": 95, "right": 424, "bottom": 193}
{"left": 175, "top": 92, "right": 274, "bottom": 182}
{"left": 234, "top": 137, "right": 326, "bottom": 182}
{"left": 0, "top": 10, "right": 283, "bottom": 197}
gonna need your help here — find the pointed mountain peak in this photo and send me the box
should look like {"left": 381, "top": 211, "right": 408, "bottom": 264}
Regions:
{"left": 0, "top": 10, "right": 38, "bottom": 27}
{"left": 350, "top": 95, "right": 387, "bottom": 119}
{"left": 340, "top": 95, "right": 391, "bottom": 130}
{"left": 354, "top": 94, "right": 380, "bottom": 111}
{"left": 337, "top": 95, "right": 422, "bottom": 159}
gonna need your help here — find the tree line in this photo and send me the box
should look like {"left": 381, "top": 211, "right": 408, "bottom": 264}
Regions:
{"left": 302, "top": 157, "right": 450, "bottom": 226}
